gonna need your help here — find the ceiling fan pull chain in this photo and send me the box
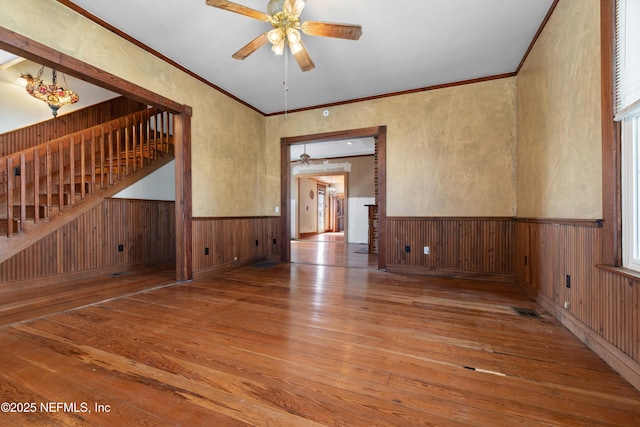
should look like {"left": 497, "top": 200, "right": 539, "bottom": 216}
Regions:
{"left": 284, "top": 43, "right": 289, "bottom": 117}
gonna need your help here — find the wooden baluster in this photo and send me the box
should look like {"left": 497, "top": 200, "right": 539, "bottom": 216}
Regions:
{"left": 132, "top": 115, "right": 138, "bottom": 172}
{"left": 138, "top": 113, "right": 142, "bottom": 168}
{"left": 80, "top": 132, "right": 86, "bottom": 200}
{"left": 148, "top": 112, "right": 155, "bottom": 160}
{"left": 139, "top": 112, "right": 145, "bottom": 165}
{"left": 159, "top": 111, "right": 164, "bottom": 155}
{"left": 124, "top": 117, "right": 130, "bottom": 176}
{"left": 165, "top": 112, "right": 170, "bottom": 154}
{"left": 33, "top": 148, "right": 40, "bottom": 224}
{"left": 19, "top": 153, "right": 26, "bottom": 231}
{"left": 108, "top": 125, "right": 114, "bottom": 186}
{"left": 169, "top": 112, "right": 174, "bottom": 154}
{"left": 46, "top": 145, "right": 52, "bottom": 217}
{"left": 140, "top": 112, "right": 145, "bottom": 166}
{"left": 90, "top": 129, "right": 96, "bottom": 194}
{"left": 100, "top": 126, "right": 106, "bottom": 189}
{"left": 115, "top": 125, "right": 122, "bottom": 181}
{"left": 58, "top": 140, "right": 64, "bottom": 210}
{"left": 69, "top": 136, "right": 75, "bottom": 206}
{"left": 153, "top": 112, "right": 159, "bottom": 157}
{"left": 6, "top": 157, "right": 13, "bottom": 237}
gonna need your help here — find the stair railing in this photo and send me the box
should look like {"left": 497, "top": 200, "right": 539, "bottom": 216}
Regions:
{"left": 0, "top": 108, "right": 174, "bottom": 237}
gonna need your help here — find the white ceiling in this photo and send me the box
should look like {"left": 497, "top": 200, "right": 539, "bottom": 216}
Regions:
{"left": 1, "top": 1, "right": 554, "bottom": 159}
{"left": 64, "top": 0, "right": 555, "bottom": 115}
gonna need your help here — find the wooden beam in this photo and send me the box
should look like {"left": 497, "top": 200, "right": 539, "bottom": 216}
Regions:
{"left": 174, "top": 109, "right": 193, "bottom": 282}
{"left": 600, "top": 0, "right": 622, "bottom": 266}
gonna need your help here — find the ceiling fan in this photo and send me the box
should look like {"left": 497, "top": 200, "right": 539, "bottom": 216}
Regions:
{"left": 205, "top": 0, "right": 362, "bottom": 72}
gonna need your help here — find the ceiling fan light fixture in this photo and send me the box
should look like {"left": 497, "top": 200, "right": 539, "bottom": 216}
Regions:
{"left": 268, "top": 28, "right": 284, "bottom": 44}
{"left": 300, "top": 152, "right": 311, "bottom": 165}
{"left": 207, "top": 0, "right": 360, "bottom": 72}
{"left": 272, "top": 39, "right": 285, "bottom": 55}
{"left": 267, "top": 0, "right": 285, "bottom": 16}
{"left": 286, "top": 27, "right": 301, "bottom": 44}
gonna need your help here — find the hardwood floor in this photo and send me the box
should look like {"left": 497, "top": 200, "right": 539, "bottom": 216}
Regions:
{"left": 0, "top": 245, "right": 639, "bottom": 425}
{"left": 292, "top": 232, "right": 376, "bottom": 269}
{"left": 0, "top": 264, "right": 176, "bottom": 327}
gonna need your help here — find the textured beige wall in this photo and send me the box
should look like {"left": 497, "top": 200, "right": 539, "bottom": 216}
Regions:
{"left": 1, "top": 0, "right": 266, "bottom": 217}
{"left": 267, "top": 78, "right": 517, "bottom": 217}
{"left": 516, "top": 0, "right": 602, "bottom": 219}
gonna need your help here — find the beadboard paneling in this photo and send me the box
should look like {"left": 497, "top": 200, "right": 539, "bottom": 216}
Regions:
{"left": 0, "top": 198, "right": 175, "bottom": 283}
{"left": 513, "top": 219, "right": 639, "bottom": 382}
{"left": 192, "top": 217, "right": 281, "bottom": 274}
{"left": 385, "top": 217, "right": 513, "bottom": 276}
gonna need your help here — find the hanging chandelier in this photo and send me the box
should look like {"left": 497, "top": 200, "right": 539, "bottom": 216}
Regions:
{"left": 19, "top": 67, "right": 79, "bottom": 117}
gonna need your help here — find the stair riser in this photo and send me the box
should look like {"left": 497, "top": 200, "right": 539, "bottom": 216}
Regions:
{"left": 38, "top": 194, "right": 68, "bottom": 206}
{"left": 0, "top": 219, "right": 20, "bottom": 234}
{"left": 52, "top": 183, "right": 90, "bottom": 194}
{"left": 12, "top": 206, "right": 48, "bottom": 219}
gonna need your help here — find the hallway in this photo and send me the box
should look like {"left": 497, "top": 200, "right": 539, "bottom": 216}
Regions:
{"left": 291, "top": 232, "right": 376, "bottom": 269}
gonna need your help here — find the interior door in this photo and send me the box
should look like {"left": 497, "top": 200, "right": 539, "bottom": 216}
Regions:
{"left": 317, "top": 185, "right": 325, "bottom": 233}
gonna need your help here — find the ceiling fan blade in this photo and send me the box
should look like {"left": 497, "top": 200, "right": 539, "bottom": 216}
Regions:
{"left": 291, "top": 41, "right": 315, "bottom": 72}
{"left": 284, "top": 0, "right": 306, "bottom": 16}
{"left": 232, "top": 32, "right": 270, "bottom": 60}
{"left": 301, "top": 21, "right": 362, "bottom": 40}
{"left": 205, "top": 0, "right": 271, "bottom": 21}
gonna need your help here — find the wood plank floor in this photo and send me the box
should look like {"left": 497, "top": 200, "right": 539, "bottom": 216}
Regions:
{"left": 0, "top": 243, "right": 639, "bottom": 425}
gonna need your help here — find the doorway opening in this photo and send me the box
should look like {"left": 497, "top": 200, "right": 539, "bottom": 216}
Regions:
{"left": 280, "top": 126, "right": 387, "bottom": 270}
{"left": 294, "top": 172, "right": 347, "bottom": 241}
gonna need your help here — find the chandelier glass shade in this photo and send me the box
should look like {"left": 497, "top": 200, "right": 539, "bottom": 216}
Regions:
{"left": 267, "top": 0, "right": 285, "bottom": 16}
{"left": 20, "top": 67, "right": 79, "bottom": 117}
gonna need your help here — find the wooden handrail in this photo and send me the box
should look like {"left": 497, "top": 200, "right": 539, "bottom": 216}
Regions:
{"left": 0, "top": 109, "right": 169, "bottom": 172}
{"left": 0, "top": 108, "right": 174, "bottom": 237}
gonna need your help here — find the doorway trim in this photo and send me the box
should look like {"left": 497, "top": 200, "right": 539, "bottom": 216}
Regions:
{"left": 280, "top": 126, "right": 387, "bottom": 270}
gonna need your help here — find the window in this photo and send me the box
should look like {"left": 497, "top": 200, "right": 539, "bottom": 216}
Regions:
{"left": 622, "top": 111, "right": 640, "bottom": 270}
{"left": 618, "top": 0, "right": 640, "bottom": 271}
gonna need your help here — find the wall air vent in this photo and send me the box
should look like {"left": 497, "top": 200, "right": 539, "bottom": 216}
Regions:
{"left": 513, "top": 307, "right": 541, "bottom": 318}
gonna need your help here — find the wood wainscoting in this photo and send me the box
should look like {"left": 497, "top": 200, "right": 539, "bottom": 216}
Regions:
{"left": 0, "top": 198, "right": 176, "bottom": 284}
{"left": 192, "top": 217, "right": 280, "bottom": 277}
{"left": 513, "top": 219, "right": 640, "bottom": 390}
{"left": 385, "top": 217, "right": 513, "bottom": 279}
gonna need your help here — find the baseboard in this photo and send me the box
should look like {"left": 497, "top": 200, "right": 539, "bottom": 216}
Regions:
{"left": 1, "top": 258, "right": 176, "bottom": 290}
{"left": 517, "top": 278, "right": 640, "bottom": 392}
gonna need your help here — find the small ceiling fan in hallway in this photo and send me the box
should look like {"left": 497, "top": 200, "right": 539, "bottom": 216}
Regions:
{"left": 206, "top": 0, "right": 363, "bottom": 71}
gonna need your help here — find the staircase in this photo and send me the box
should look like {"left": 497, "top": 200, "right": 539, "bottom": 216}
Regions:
{"left": 0, "top": 108, "right": 174, "bottom": 259}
